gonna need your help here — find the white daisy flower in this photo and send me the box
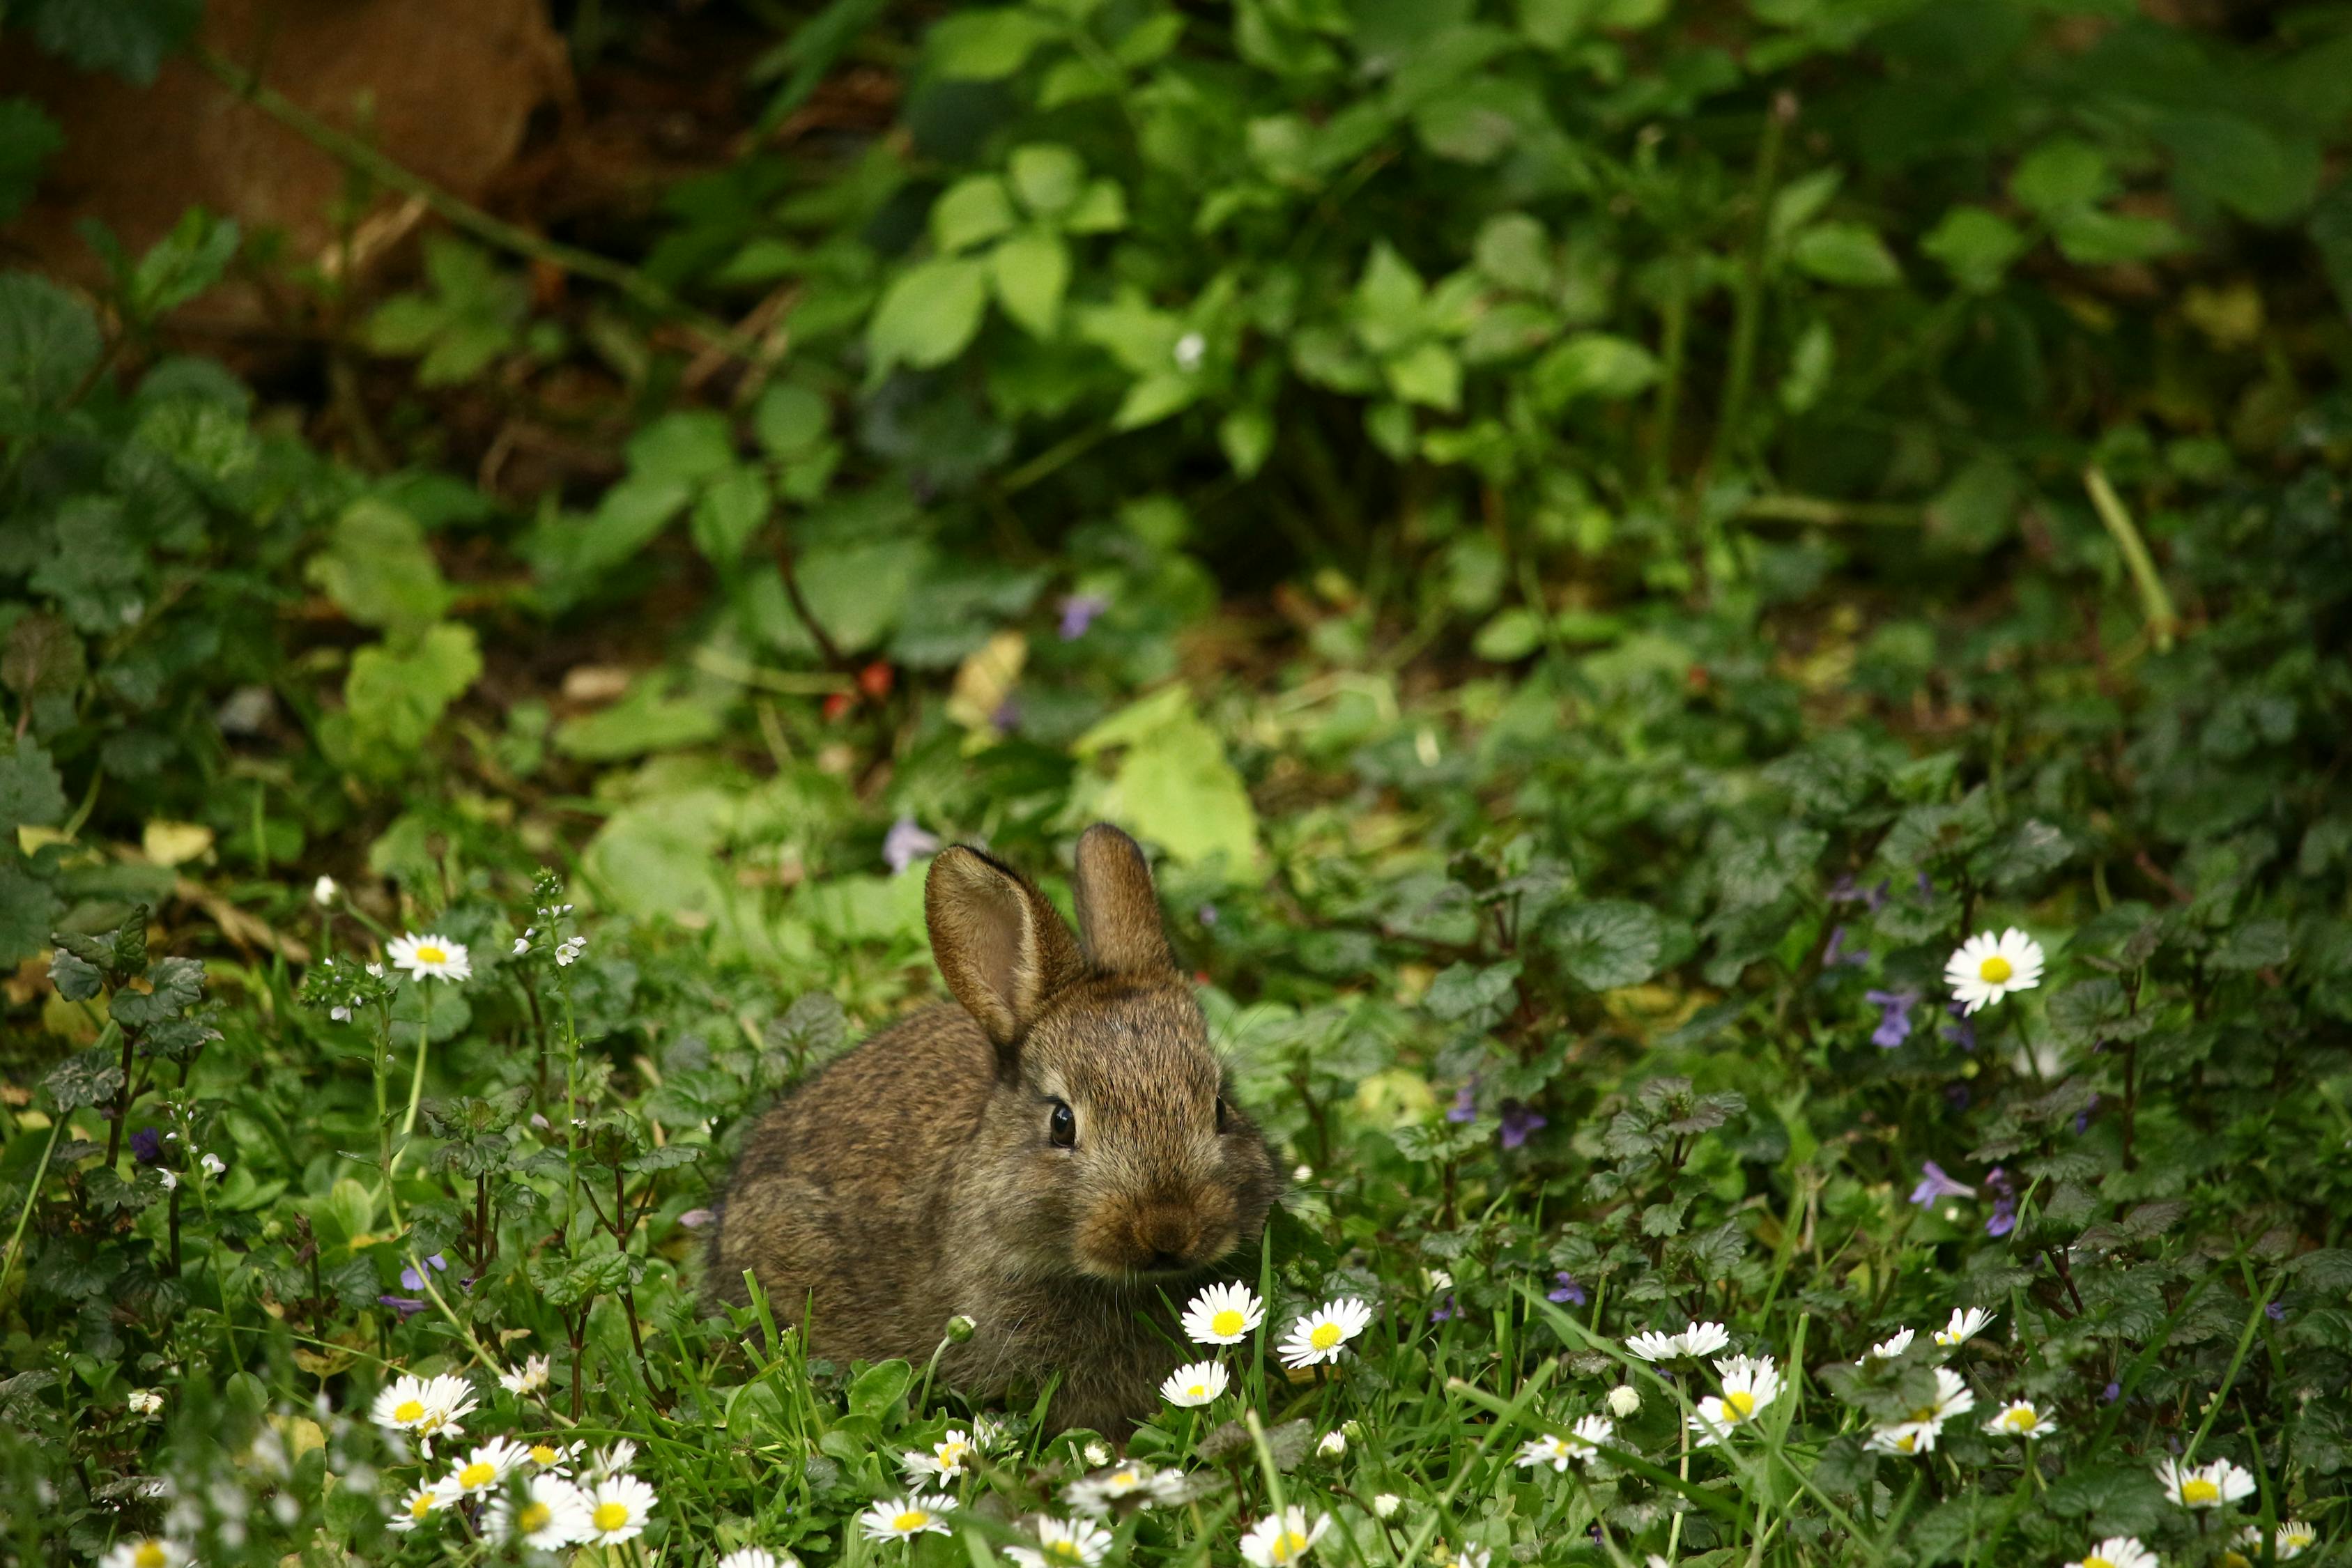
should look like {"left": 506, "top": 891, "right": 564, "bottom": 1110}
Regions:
{"left": 1983, "top": 1398, "right": 2058, "bottom": 1438}
{"left": 585, "top": 1473, "right": 661, "bottom": 1545}
{"left": 1239, "top": 1507, "right": 1331, "bottom": 1568}
{"left": 1082, "top": 1440, "right": 1112, "bottom": 1467}
{"left": 1372, "top": 1494, "right": 1401, "bottom": 1519}
{"left": 498, "top": 1354, "right": 551, "bottom": 1395}
{"left": 902, "top": 1428, "right": 979, "bottom": 1481}
{"left": 1277, "top": 1297, "right": 1374, "bottom": 1367}
{"left": 368, "top": 1372, "right": 478, "bottom": 1452}
{"left": 1316, "top": 1429, "right": 1346, "bottom": 1456}
{"left": 2157, "top": 1456, "right": 2255, "bottom": 1510}
{"left": 1876, "top": 1367, "right": 1976, "bottom": 1454}
{"left": 1932, "top": 1307, "right": 1996, "bottom": 1349}
{"left": 1005, "top": 1516, "right": 1114, "bottom": 1568}
{"left": 388, "top": 1479, "right": 452, "bottom": 1532}
{"left": 2238, "top": 1521, "right": 2316, "bottom": 1560}
{"left": 1946, "top": 928, "right": 2044, "bottom": 1014}
{"left": 388, "top": 931, "right": 472, "bottom": 983}
{"left": 126, "top": 1388, "right": 162, "bottom": 1416}
{"left": 588, "top": 1439, "right": 638, "bottom": 1478}
{"left": 1182, "top": 1281, "right": 1266, "bottom": 1344}
{"left": 1516, "top": 1413, "right": 1613, "bottom": 1471}
{"left": 1627, "top": 1321, "right": 1731, "bottom": 1361}
{"left": 2063, "top": 1537, "right": 2158, "bottom": 1568}
{"left": 1689, "top": 1355, "right": 1781, "bottom": 1446}
{"left": 860, "top": 1493, "right": 955, "bottom": 1542}
{"left": 98, "top": 1539, "right": 191, "bottom": 1568}
{"left": 1862, "top": 1328, "right": 1915, "bottom": 1361}
{"left": 445, "top": 1436, "right": 532, "bottom": 1497}
{"left": 524, "top": 1438, "right": 582, "bottom": 1473}
{"left": 486, "top": 1473, "right": 594, "bottom": 1550}
{"left": 313, "top": 875, "right": 339, "bottom": 906}
{"left": 1063, "top": 1461, "right": 1157, "bottom": 1516}
{"left": 717, "top": 1551, "right": 801, "bottom": 1568}
{"left": 1439, "top": 1548, "right": 1490, "bottom": 1568}
{"left": 1160, "top": 1360, "right": 1230, "bottom": 1408}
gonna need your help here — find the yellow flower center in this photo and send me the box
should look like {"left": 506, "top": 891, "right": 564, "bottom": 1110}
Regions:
{"left": 1187, "top": 1383, "right": 1208, "bottom": 1398}
{"left": 1110, "top": 1470, "right": 1139, "bottom": 1488}
{"left": 392, "top": 1399, "right": 425, "bottom": 1423}
{"left": 1212, "top": 1309, "right": 1245, "bottom": 1336}
{"left": 1271, "top": 1530, "right": 1310, "bottom": 1562}
{"left": 1910, "top": 1405, "right": 1938, "bottom": 1423}
{"left": 893, "top": 1511, "right": 930, "bottom": 1533}
{"left": 1047, "top": 1543, "right": 1083, "bottom": 1562}
{"left": 1978, "top": 955, "right": 2013, "bottom": 983}
{"left": 1309, "top": 1323, "right": 1342, "bottom": 1350}
{"left": 2002, "top": 1407, "right": 2035, "bottom": 1431}
{"left": 2082, "top": 1558, "right": 2113, "bottom": 1568}
{"left": 938, "top": 1441, "right": 969, "bottom": 1468}
{"left": 409, "top": 1493, "right": 435, "bottom": 1520}
{"left": 415, "top": 946, "right": 447, "bottom": 965}
{"left": 134, "top": 1545, "right": 167, "bottom": 1568}
{"left": 1893, "top": 1431, "right": 1919, "bottom": 1453}
{"left": 530, "top": 1445, "right": 559, "bottom": 1466}
{"left": 1723, "top": 1390, "right": 1756, "bottom": 1420}
{"left": 594, "top": 1502, "right": 631, "bottom": 1532}
{"left": 2182, "top": 1478, "right": 2220, "bottom": 1505}
{"left": 459, "top": 1461, "right": 495, "bottom": 1489}
{"left": 519, "top": 1502, "right": 551, "bottom": 1532}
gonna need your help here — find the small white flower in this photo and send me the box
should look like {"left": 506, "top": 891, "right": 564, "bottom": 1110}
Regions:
{"left": 1160, "top": 1360, "right": 1231, "bottom": 1408}
{"left": 861, "top": 1493, "right": 955, "bottom": 1542}
{"left": 1627, "top": 1321, "right": 1731, "bottom": 1362}
{"left": 1277, "top": 1297, "right": 1374, "bottom": 1367}
{"left": 1863, "top": 1328, "right": 1915, "bottom": 1361}
{"left": 1063, "top": 1459, "right": 1189, "bottom": 1516}
{"left": 1371, "top": 1494, "right": 1401, "bottom": 1520}
{"left": 588, "top": 1439, "right": 638, "bottom": 1478}
{"left": 445, "top": 1436, "right": 532, "bottom": 1496}
{"left": 1439, "top": 1548, "right": 1490, "bottom": 1568}
{"left": 902, "top": 1429, "right": 978, "bottom": 1481}
{"left": 1239, "top": 1507, "right": 1330, "bottom": 1568}
{"left": 486, "top": 1472, "right": 594, "bottom": 1550}
{"left": 512, "top": 937, "right": 530, "bottom": 955}
{"left": 585, "top": 1473, "right": 660, "bottom": 1545}
{"left": 312, "top": 875, "right": 339, "bottom": 906}
{"left": 2238, "top": 1521, "right": 2316, "bottom": 1560}
{"left": 329, "top": 1006, "right": 351, "bottom": 1023}
{"left": 366, "top": 962, "right": 384, "bottom": 977}
{"left": 717, "top": 1551, "right": 801, "bottom": 1568}
{"left": 498, "top": 1355, "right": 551, "bottom": 1396}
{"left": 2063, "top": 1537, "right": 2158, "bottom": 1568}
{"left": 557, "top": 937, "right": 585, "bottom": 966}
{"left": 1183, "top": 1281, "right": 1266, "bottom": 1345}
{"left": 1932, "top": 1307, "right": 1996, "bottom": 1349}
{"left": 199, "top": 1153, "right": 225, "bottom": 1178}
{"left": 1424, "top": 1268, "right": 1453, "bottom": 1293}
{"left": 1946, "top": 928, "right": 2044, "bottom": 1014}
{"left": 1005, "top": 1516, "right": 1114, "bottom": 1568}
{"left": 1689, "top": 1355, "right": 1781, "bottom": 1446}
{"left": 1317, "top": 1430, "right": 1346, "bottom": 1457}
{"left": 1173, "top": 331, "right": 1206, "bottom": 372}
{"left": 126, "top": 1388, "right": 162, "bottom": 1416}
{"left": 98, "top": 1539, "right": 192, "bottom": 1568}
{"left": 524, "top": 1438, "right": 581, "bottom": 1473}
{"left": 158, "top": 1169, "right": 178, "bottom": 1192}
{"left": 388, "top": 931, "right": 472, "bottom": 983}
{"left": 1608, "top": 1384, "right": 1641, "bottom": 1417}
{"left": 1983, "top": 1398, "right": 2057, "bottom": 1438}
{"left": 369, "top": 1372, "right": 478, "bottom": 1453}
{"left": 388, "top": 1479, "right": 452, "bottom": 1532}
{"left": 1516, "top": 1413, "right": 1613, "bottom": 1471}
{"left": 1082, "top": 1440, "right": 1112, "bottom": 1467}
{"left": 1293, "top": 1163, "right": 1314, "bottom": 1182}
{"left": 2156, "top": 1456, "right": 2254, "bottom": 1510}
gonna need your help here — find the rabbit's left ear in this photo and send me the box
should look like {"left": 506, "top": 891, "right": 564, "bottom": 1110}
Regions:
{"left": 1071, "top": 823, "right": 1174, "bottom": 977}
{"left": 928, "top": 846, "right": 1084, "bottom": 1053}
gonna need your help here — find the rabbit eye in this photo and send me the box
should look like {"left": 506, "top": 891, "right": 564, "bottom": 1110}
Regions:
{"left": 1048, "top": 1098, "right": 1076, "bottom": 1148}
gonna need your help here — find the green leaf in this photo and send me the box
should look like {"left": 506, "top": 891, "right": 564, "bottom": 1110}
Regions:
{"left": 847, "top": 1359, "right": 913, "bottom": 1419}
{"left": 1790, "top": 223, "right": 1902, "bottom": 288}
{"left": 990, "top": 230, "right": 1071, "bottom": 337}
{"left": 928, "top": 8, "right": 1056, "bottom": 78}
{"left": 2011, "top": 138, "right": 2112, "bottom": 216}
{"left": 628, "top": 411, "right": 738, "bottom": 486}
{"left": 15, "top": 0, "right": 203, "bottom": 83}
{"left": 1473, "top": 607, "right": 1542, "bottom": 661}
{"left": 931, "top": 175, "right": 1019, "bottom": 253}
{"left": 691, "top": 466, "right": 770, "bottom": 563}
{"left": 1921, "top": 206, "right": 2028, "bottom": 293}
{"left": 0, "top": 737, "right": 67, "bottom": 833}
{"left": 1073, "top": 685, "right": 1261, "bottom": 873}
{"left": 1355, "top": 243, "right": 1429, "bottom": 355}
{"left": 305, "top": 499, "right": 455, "bottom": 635}
{"left": 125, "top": 208, "right": 239, "bottom": 323}
{"left": 1529, "top": 332, "right": 1660, "bottom": 406}
{"left": 1218, "top": 407, "right": 1274, "bottom": 477}
{"left": 0, "top": 861, "right": 61, "bottom": 967}
{"left": 1474, "top": 213, "right": 1552, "bottom": 294}
{"left": 1383, "top": 340, "right": 1461, "bottom": 411}
{"left": 553, "top": 680, "right": 728, "bottom": 762}
{"left": 0, "top": 272, "right": 102, "bottom": 411}
{"left": 867, "top": 258, "right": 992, "bottom": 374}
{"left": 2155, "top": 111, "right": 2319, "bottom": 226}
{"left": 753, "top": 383, "right": 831, "bottom": 459}
{"left": 1061, "top": 178, "right": 1128, "bottom": 234}
{"left": 337, "top": 623, "right": 483, "bottom": 763}
{"left": 1113, "top": 373, "right": 1201, "bottom": 430}
{"left": 0, "top": 99, "right": 64, "bottom": 225}
{"left": 1008, "top": 143, "right": 1086, "bottom": 216}
{"left": 2047, "top": 208, "right": 2185, "bottom": 266}
{"left": 1544, "top": 900, "right": 1666, "bottom": 990}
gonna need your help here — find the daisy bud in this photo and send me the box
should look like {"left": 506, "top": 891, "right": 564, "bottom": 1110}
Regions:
{"left": 1608, "top": 1385, "right": 1641, "bottom": 1417}
{"left": 1318, "top": 1431, "right": 1346, "bottom": 1457}
{"left": 946, "top": 1315, "right": 976, "bottom": 1344}
{"left": 312, "top": 875, "right": 339, "bottom": 906}
{"left": 1083, "top": 1441, "right": 1112, "bottom": 1467}
{"left": 1372, "top": 1494, "right": 1401, "bottom": 1520}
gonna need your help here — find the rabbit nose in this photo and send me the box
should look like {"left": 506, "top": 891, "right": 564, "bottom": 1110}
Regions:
{"left": 1131, "top": 1207, "right": 1201, "bottom": 1270}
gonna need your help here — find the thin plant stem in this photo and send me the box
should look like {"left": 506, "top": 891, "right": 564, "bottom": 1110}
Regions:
{"left": 1711, "top": 92, "right": 1796, "bottom": 473}
{"left": 0, "top": 1118, "right": 64, "bottom": 1302}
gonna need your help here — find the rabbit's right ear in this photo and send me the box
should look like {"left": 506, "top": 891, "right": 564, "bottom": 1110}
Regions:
{"left": 926, "top": 846, "right": 1083, "bottom": 1052}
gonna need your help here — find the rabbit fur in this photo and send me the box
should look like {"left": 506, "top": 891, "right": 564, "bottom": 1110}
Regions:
{"left": 708, "top": 823, "right": 1279, "bottom": 1434}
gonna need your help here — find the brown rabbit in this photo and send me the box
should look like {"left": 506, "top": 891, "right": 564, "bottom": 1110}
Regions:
{"left": 709, "top": 823, "right": 1280, "bottom": 1434}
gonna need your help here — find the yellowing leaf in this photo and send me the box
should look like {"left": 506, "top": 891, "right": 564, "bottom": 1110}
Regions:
{"left": 946, "top": 629, "right": 1028, "bottom": 731}
{"left": 141, "top": 820, "right": 214, "bottom": 867}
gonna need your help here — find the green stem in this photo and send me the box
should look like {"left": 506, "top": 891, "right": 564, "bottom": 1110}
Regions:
{"left": 2082, "top": 464, "right": 2179, "bottom": 653}
{"left": 1711, "top": 93, "right": 1795, "bottom": 472}
{"left": 1648, "top": 246, "right": 1695, "bottom": 498}
{"left": 401, "top": 1004, "right": 431, "bottom": 1139}
{"left": 0, "top": 1118, "right": 65, "bottom": 1302}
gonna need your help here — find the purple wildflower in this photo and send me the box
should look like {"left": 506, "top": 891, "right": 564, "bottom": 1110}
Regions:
{"left": 1548, "top": 1272, "right": 1588, "bottom": 1306}
{"left": 1916, "top": 870, "right": 1935, "bottom": 896}
{"left": 1058, "top": 593, "right": 1109, "bottom": 640}
{"left": 2266, "top": 1301, "right": 2286, "bottom": 1322}
{"left": 1197, "top": 904, "right": 1218, "bottom": 927}
{"left": 883, "top": 816, "right": 942, "bottom": 875}
{"left": 1942, "top": 1000, "right": 1976, "bottom": 1052}
{"left": 1499, "top": 1101, "right": 1547, "bottom": 1150}
{"left": 1865, "top": 988, "right": 1918, "bottom": 1047}
{"left": 1445, "top": 1083, "right": 1478, "bottom": 1124}
{"left": 2073, "top": 1093, "right": 2099, "bottom": 1135}
{"left": 1984, "top": 1167, "right": 2017, "bottom": 1238}
{"left": 1824, "top": 925, "right": 1870, "bottom": 968}
{"left": 2102, "top": 1381, "right": 2121, "bottom": 1404}
{"left": 378, "top": 1295, "right": 428, "bottom": 1319}
{"left": 678, "top": 1208, "right": 716, "bottom": 1230}
{"left": 1431, "top": 1293, "right": 1458, "bottom": 1323}
{"left": 991, "top": 697, "right": 1022, "bottom": 734}
{"left": 130, "top": 1128, "right": 164, "bottom": 1166}
{"left": 399, "top": 1254, "right": 448, "bottom": 1293}
{"left": 1909, "top": 1160, "right": 1976, "bottom": 1208}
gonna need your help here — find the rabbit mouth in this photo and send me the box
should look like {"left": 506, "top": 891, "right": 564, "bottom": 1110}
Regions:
{"left": 1076, "top": 1206, "right": 1237, "bottom": 1279}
